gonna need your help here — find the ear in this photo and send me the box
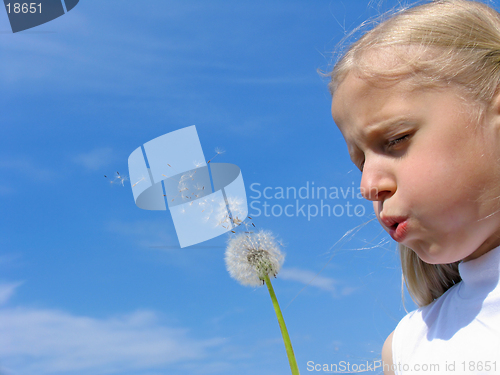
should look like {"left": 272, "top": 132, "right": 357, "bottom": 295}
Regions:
{"left": 486, "top": 87, "right": 500, "bottom": 136}
{"left": 490, "top": 87, "right": 500, "bottom": 114}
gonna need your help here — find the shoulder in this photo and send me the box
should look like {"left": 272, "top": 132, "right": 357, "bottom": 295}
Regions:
{"left": 390, "top": 289, "right": 460, "bottom": 368}
{"left": 391, "top": 305, "right": 430, "bottom": 358}
{"left": 382, "top": 331, "right": 395, "bottom": 375}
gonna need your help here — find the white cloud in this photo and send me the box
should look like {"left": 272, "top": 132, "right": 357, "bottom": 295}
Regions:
{"left": 0, "top": 282, "right": 23, "bottom": 305}
{"left": 0, "top": 283, "right": 230, "bottom": 375}
{"left": 0, "top": 158, "right": 57, "bottom": 182}
{"left": 72, "top": 147, "right": 117, "bottom": 171}
{"left": 280, "top": 267, "right": 337, "bottom": 293}
{"left": 280, "top": 267, "right": 358, "bottom": 297}
{"left": 0, "top": 302, "right": 224, "bottom": 375}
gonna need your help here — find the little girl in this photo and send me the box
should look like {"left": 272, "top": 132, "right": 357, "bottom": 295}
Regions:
{"left": 329, "top": 0, "right": 500, "bottom": 374}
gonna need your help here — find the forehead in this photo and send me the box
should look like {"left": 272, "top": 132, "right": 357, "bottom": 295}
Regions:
{"left": 331, "top": 72, "right": 415, "bottom": 134}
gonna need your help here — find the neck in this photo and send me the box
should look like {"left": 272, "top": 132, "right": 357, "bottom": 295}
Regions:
{"left": 463, "top": 229, "right": 500, "bottom": 262}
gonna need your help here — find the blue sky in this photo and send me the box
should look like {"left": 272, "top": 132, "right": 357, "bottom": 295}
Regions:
{"left": 0, "top": 0, "right": 448, "bottom": 374}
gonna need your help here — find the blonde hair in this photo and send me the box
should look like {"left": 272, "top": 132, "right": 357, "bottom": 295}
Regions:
{"left": 329, "top": 0, "right": 500, "bottom": 306}
{"left": 400, "top": 245, "right": 461, "bottom": 307}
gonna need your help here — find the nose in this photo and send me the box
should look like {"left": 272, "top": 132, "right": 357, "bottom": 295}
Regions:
{"left": 360, "top": 158, "right": 396, "bottom": 201}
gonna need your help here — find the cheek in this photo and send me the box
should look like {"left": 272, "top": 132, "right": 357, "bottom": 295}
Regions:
{"left": 401, "top": 129, "right": 471, "bottom": 198}
{"left": 401, "top": 138, "right": 494, "bottom": 222}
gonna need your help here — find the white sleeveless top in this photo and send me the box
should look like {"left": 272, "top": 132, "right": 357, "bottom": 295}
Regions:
{"left": 392, "top": 245, "right": 500, "bottom": 375}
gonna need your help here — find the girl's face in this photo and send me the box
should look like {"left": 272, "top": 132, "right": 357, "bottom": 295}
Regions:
{"left": 331, "top": 72, "right": 500, "bottom": 264}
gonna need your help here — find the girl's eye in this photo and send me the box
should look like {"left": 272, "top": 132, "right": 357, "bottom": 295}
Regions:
{"left": 387, "top": 134, "right": 411, "bottom": 149}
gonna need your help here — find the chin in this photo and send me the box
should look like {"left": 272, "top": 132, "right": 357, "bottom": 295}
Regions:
{"left": 406, "top": 242, "right": 461, "bottom": 265}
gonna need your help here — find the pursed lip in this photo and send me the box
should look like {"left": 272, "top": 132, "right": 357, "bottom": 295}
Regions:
{"left": 380, "top": 215, "right": 409, "bottom": 242}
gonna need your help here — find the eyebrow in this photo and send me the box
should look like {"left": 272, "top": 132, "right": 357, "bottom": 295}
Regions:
{"left": 346, "top": 116, "right": 415, "bottom": 159}
{"left": 363, "top": 116, "right": 414, "bottom": 137}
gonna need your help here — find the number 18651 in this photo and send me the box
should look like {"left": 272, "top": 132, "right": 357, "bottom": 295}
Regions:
{"left": 6, "top": 3, "right": 42, "bottom": 13}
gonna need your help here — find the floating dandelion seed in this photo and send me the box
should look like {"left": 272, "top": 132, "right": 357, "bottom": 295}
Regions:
{"left": 104, "top": 172, "right": 128, "bottom": 186}
{"left": 216, "top": 196, "right": 246, "bottom": 228}
{"left": 193, "top": 160, "right": 205, "bottom": 168}
{"left": 207, "top": 147, "right": 225, "bottom": 164}
{"left": 194, "top": 182, "right": 205, "bottom": 192}
{"left": 132, "top": 176, "right": 145, "bottom": 187}
{"left": 115, "top": 172, "right": 128, "bottom": 185}
{"left": 225, "top": 230, "right": 284, "bottom": 287}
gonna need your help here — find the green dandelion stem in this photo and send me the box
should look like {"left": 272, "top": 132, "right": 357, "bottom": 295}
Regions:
{"left": 264, "top": 273, "right": 300, "bottom": 375}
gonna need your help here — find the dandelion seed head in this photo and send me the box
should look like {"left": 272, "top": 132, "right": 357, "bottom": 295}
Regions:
{"left": 225, "top": 230, "right": 285, "bottom": 287}
{"left": 215, "top": 147, "right": 225, "bottom": 155}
